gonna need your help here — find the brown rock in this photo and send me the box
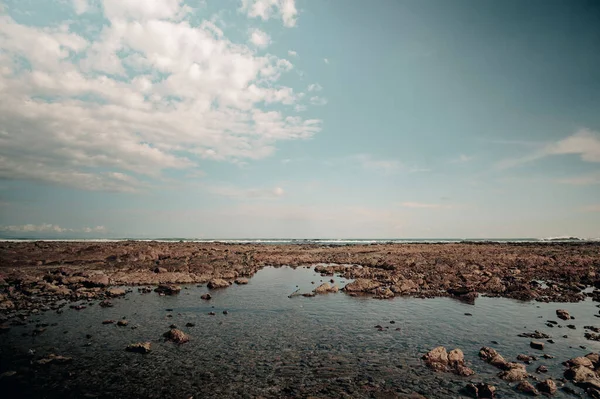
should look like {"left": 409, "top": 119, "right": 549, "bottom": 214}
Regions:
{"left": 465, "top": 382, "right": 496, "bottom": 398}
{"left": 564, "top": 356, "right": 594, "bottom": 369}
{"left": 373, "top": 286, "right": 394, "bottom": 299}
{"left": 207, "top": 279, "right": 230, "bottom": 289}
{"left": 343, "top": 278, "right": 381, "bottom": 292}
{"left": 556, "top": 309, "right": 570, "bottom": 320}
{"left": 154, "top": 267, "right": 168, "bottom": 273}
{"left": 102, "top": 320, "right": 116, "bottom": 324}
{"left": 536, "top": 379, "right": 557, "bottom": 395}
{"left": 536, "top": 365, "right": 548, "bottom": 373}
{"left": 499, "top": 364, "right": 528, "bottom": 382}
{"left": 479, "top": 347, "right": 499, "bottom": 361}
{"left": 448, "top": 348, "right": 465, "bottom": 366}
{"left": 117, "top": 320, "right": 129, "bottom": 326}
{"left": 564, "top": 365, "right": 596, "bottom": 383}
{"left": 154, "top": 284, "right": 181, "bottom": 295}
{"left": 313, "top": 282, "right": 339, "bottom": 294}
{"left": 85, "top": 274, "right": 109, "bottom": 287}
{"left": 35, "top": 354, "right": 73, "bottom": 365}
{"left": 106, "top": 288, "right": 126, "bottom": 297}
{"left": 126, "top": 342, "right": 151, "bottom": 354}
{"left": 163, "top": 328, "right": 189, "bottom": 344}
{"left": 423, "top": 346, "right": 448, "bottom": 369}
{"left": 200, "top": 293, "right": 211, "bottom": 300}
{"left": 516, "top": 380, "right": 539, "bottom": 396}
{"left": 234, "top": 278, "right": 249, "bottom": 285}
{"left": 530, "top": 341, "right": 544, "bottom": 350}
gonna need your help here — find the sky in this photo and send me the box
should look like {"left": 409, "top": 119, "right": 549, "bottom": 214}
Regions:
{"left": 0, "top": 0, "right": 599, "bottom": 239}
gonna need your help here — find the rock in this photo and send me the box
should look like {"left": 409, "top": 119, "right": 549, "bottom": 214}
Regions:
{"left": 0, "top": 371, "right": 16, "bottom": 379}
{"left": 564, "top": 365, "right": 596, "bottom": 383}
{"left": 223, "top": 310, "right": 228, "bottom": 315}
{"left": 208, "top": 311, "right": 216, "bottom": 315}
{"left": 499, "top": 364, "right": 528, "bottom": 382}
{"left": 479, "top": 347, "right": 499, "bottom": 361}
{"left": 117, "top": 320, "right": 129, "bottom": 326}
{"left": 185, "top": 322, "right": 195, "bottom": 327}
{"left": 154, "top": 284, "right": 181, "bottom": 295}
{"left": 536, "top": 365, "right": 548, "bottom": 373}
{"left": 586, "top": 353, "right": 600, "bottom": 367}
{"left": 106, "top": 288, "right": 126, "bottom": 297}
{"left": 99, "top": 300, "right": 113, "bottom": 308}
{"left": 465, "top": 383, "right": 496, "bottom": 398}
{"left": 556, "top": 309, "right": 570, "bottom": 320}
{"left": 516, "top": 380, "right": 539, "bottom": 396}
{"left": 126, "top": 342, "right": 151, "bottom": 354}
{"left": 517, "top": 354, "right": 533, "bottom": 364}
{"left": 423, "top": 346, "right": 448, "bottom": 371}
{"left": 200, "top": 293, "right": 212, "bottom": 300}
{"left": 234, "top": 278, "right": 249, "bottom": 285}
{"left": 373, "top": 286, "right": 394, "bottom": 299}
{"left": 484, "top": 277, "right": 506, "bottom": 293}
{"left": 102, "top": 320, "right": 115, "bottom": 324}
{"left": 343, "top": 278, "right": 381, "bottom": 292}
{"left": 456, "top": 364, "right": 476, "bottom": 376}
{"left": 163, "top": 328, "right": 189, "bottom": 344}
{"left": 35, "top": 354, "right": 73, "bottom": 365}
{"left": 448, "top": 348, "right": 465, "bottom": 366}
{"left": 530, "top": 341, "right": 544, "bottom": 350}
{"left": 85, "top": 274, "right": 109, "bottom": 287}
{"left": 302, "top": 292, "right": 316, "bottom": 297}
{"left": 518, "top": 330, "right": 551, "bottom": 339}
{"left": 564, "top": 356, "right": 594, "bottom": 369}
{"left": 536, "top": 379, "right": 557, "bottom": 395}
{"left": 423, "top": 346, "right": 473, "bottom": 375}
{"left": 154, "top": 267, "right": 168, "bottom": 273}
{"left": 207, "top": 279, "right": 230, "bottom": 289}
{"left": 313, "top": 282, "right": 339, "bottom": 294}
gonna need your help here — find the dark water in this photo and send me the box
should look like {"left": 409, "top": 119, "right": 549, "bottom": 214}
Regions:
{"left": 1, "top": 266, "right": 599, "bottom": 398}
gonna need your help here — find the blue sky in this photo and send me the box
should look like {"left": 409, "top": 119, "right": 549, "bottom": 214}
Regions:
{"left": 0, "top": 0, "right": 599, "bottom": 239}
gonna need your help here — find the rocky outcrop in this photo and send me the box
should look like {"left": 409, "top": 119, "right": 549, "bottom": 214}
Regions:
{"left": 163, "top": 328, "right": 189, "bottom": 344}
{"left": 207, "top": 279, "right": 230, "bottom": 289}
{"left": 126, "top": 342, "right": 151, "bottom": 354}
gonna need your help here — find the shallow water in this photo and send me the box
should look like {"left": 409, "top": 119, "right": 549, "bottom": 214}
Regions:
{"left": 1, "top": 266, "right": 599, "bottom": 398}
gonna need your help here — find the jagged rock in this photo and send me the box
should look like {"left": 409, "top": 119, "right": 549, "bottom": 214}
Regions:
{"left": 536, "top": 379, "right": 557, "bottom": 395}
{"left": 564, "top": 357, "right": 594, "bottom": 369}
{"left": 163, "top": 328, "right": 189, "bottom": 344}
{"left": 564, "top": 365, "right": 596, "bottom": 383}
{"left": 126, "top": 342, "right": 151, "bottom": 354}
{"left": 499, "top": 363, "right": 528, "bottom": 382}
{"left": 207, "top": 279, "right": 230, "bottom": 289}
{"left": 556, "top": 309, "right": 570, "bottom": 320}
{"left": 516, "top": 380, "right": 539, "bottom": 396}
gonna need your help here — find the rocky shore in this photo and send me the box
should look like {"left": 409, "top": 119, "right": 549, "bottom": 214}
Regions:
{"left": 1, "top": 241, "right": 599, "bottom": 318}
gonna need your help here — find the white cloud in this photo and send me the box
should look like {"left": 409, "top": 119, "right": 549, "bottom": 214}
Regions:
{"left": 72, "top": 0, "right": 89, "bottom": 14}
{"left": 497, "top": 129, "right": 600, "bottom": 169}
{"left": 249, "top": 28, "right": 271, "bottom": 48}
{"left": 0, "top": 2, "right": 320, "bottom": 192}
{"left": 307, "top": 83, "right": 322, "bottom": 92}
{"left": 354, "top": 154, "right": 402, "bottom": 174}
{"left": 309, "top": 96, "right": 327, "bottom": 106}
{"left": 287, "top": 50, "right": 297, "bottom": 57}
{"left": 323, "top": 58, "right": 329, "bottom": 64}
{"left": 207, "top": 185, "right": 285, "bottom": 199}
{"left": 400, "top": 202, "right": 453, "bottom": 209}
{"left": 0, "top": 224, "right": 107, "bottom": 233}
{"left": 240, "top": 0, "right": 298, "bottom": 27}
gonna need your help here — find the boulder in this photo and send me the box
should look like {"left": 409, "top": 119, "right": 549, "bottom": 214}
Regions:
{"left": 423, "top": 346, "right": 448, "bottom": 369}
{"left": 207, "top": 279, "right": 230, "bottom": 289}
{"left": 516, "top": 381, "right": 539, "bottom": 396}
{"left": 343, "top": 278, "right": 381, "bottom": 292}
{"left": 556, "top": 309, "right": 570, "bottom": 320}
{"left": 564, "top": 365, "right": 596, "bottom": 383}
{"left": 448, "top": 348, "right": 465, "bottom": 366}
{"left": 536, "top": 379, "right": 557, "bottom": 395}
{"left": 200, "top": 293, "right": 212, "bottom": 300}
{"left": 564, "top": 356, "right": 594, "bottom": 369}
{"left": 126, "top": 342, "right": 151, "bottom": 354}
{"left": 530, "top": 341, "right": 544, "bottom": 350}
{"left": 234, "top": 278, "right": 249, "bottom": 285}
{"left": 587, "top": 353, "right": 600, "bottom": 368}
{"left": 499, "top": 363, "right": 528, "bottom": 382}
{"left": 163, "top": 328, "right": 189, "bottom": 344}
{"left": 154, "top": 284, "right": 181, "bottom": 295}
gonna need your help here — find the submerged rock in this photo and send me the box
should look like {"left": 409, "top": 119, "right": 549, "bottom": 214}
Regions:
{"left": 154, "top": 284, "right": 181, "bottom": 295}
{"left": 313, "top": 282, "right": 339, "bottom": 294}
{"left": 200, "top": 293, "right": 212, "bottom": 300}
{"left": 126, "top": 342, "right": 151, "bottom": 354}
{"left": 106, "top": 288, "right": 126, "bottom": 297}
{"left": 423, "top": 346, "right": 474, "bottom": 376}
{"left": 35, "top": 354, "right": 73, "bottom": 365}
{"left": 163, "top": 328, "right": 189, "bottom": 344}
